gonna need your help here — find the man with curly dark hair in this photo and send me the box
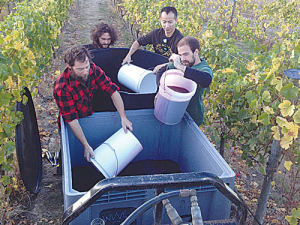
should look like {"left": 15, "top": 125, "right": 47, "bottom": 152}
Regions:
{"left": 85, "top": 23, "right": 118, "bottom": 50}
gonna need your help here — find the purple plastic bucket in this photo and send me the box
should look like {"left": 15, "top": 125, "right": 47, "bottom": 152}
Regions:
{"left": 154, "top": 70, "right": 197, "bottom": 125}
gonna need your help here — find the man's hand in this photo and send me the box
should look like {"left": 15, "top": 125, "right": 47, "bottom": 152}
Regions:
{"left": 122, "top": 55, "right": 132, "bottom": 65}
{"left": 121, "top": 117, "right": 133, "bottom": 133}
{"left": 111, "top": 91, "right": 133, "bottom": 133}
{"left": 153, "top": 63, "right": 168, "bottom": 74}
{"left": 83, "top": 144, "right": 94, "bottom": 162}
{"left": 169, "top": 54, "right": 186, "bottom": 72}
{"left": 68, "top": 119, "right": 95, "bottom": 163}
{"left": 122, "top": 41, "right": 140, "bottom": 65}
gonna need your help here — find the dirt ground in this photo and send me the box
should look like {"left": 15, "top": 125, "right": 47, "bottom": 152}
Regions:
{"left": 2, "top": 0, "right": 289, "bottom": 224}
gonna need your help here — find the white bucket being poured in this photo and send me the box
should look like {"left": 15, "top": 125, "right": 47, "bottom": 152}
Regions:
{"left": 90, "top": 128, "right": 143, "bottom": 178}
{"left": 118, "top": 64, "right": 157, "bottom": 93}
{"left": 154, "top": 69, "right": 197, "bottom": 125}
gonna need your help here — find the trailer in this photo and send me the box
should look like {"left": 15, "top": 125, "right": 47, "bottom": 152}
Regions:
{"left": 16, "top": 48, "right": 249, "bottom": 225}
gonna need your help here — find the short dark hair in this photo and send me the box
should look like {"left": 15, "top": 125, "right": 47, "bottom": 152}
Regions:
{"left": 177, "top": 36, "right": 200, "bottom": 53}
{"left": 160, "top": 6, "right": 178, "bottom": 19}
{"left": 64, "top": 45, "right": 92, "bottom": 66}
{"left": 90, "top": 23, "right": 118, "bottom": 48}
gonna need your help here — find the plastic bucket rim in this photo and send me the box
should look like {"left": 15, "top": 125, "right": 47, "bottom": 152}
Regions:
{"left": 159, "top": 75, "right": 197, "bottom": 101}
{"left": 118, "top": 64, "right": 157, "bottom": 93}
{"left": 136, "top": 70, "right": 157, "bottom": 93}
{"left": 90, "top": 129, "right": 143, "bottom": 178}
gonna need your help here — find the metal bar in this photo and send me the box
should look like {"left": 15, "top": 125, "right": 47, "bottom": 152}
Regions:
{"left": 62, "top": 172, "right": 247, "bottom": 225}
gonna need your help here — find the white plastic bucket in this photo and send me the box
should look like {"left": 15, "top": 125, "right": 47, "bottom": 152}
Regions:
{"left": 118, "top": 64, "right": 157, "bottom": 93}
{"left": 90, "top": 128, "right": 143, "bottom": 178}
{"left": 154, "top": 70, "right": 197, "bottom": 125}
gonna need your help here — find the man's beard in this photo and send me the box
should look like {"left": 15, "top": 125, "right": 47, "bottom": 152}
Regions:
{"left": 182, "top": 55, "right": 195, "bottom": 67}
{"left": 99, "top": 43, "right": 110, "bottom": 48}
{"left": 71, "top": 68, "right": 88, "bottom": 83}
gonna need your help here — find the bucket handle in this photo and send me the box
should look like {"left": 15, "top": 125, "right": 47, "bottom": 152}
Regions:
{"left": 162, "top": 64, "right": 170, "bottom": 91}
{"left": 102, "top": 142, "right": 119, "bottom": 177}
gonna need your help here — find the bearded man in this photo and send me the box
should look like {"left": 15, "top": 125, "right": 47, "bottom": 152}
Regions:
{"left": 53, "top": 45, "right": 132, "bottom": 162}
{"left": 156, "top": 36, "right": 213, "bottom": 126}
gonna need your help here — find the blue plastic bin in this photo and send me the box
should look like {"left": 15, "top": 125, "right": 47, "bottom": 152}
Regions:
{"left": 61, "top": 109, "right": 235, "bottom": 224}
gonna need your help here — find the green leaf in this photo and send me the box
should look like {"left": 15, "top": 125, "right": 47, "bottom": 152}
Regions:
{"left": 0, "top": 64, "right": 8, "bottom": 77}
{"left": 11, "top": 63, "right": 21, "bottom": 74}
{"left": 293, "top": 110, "right": 300, "bottom": 123}
{"left": 295, "top": 45, "right": 300, "bottom": 53}
{"left": 262, "top": 91, "right": 271, "bottom": 102}
{"left": 281, "top": 83, "right": 299, "bottom": 99}
{"left": 238, "top": 109, "right": 247, "bottom": 119}
{"left": 260, "top": 44, "right": 267, "bottom": 52}
{"left": 260, "top": 166, "right": 266, "bottom": 175}
{"left": 0, "top": 175, "right": 11, "bottom": 186}
{"left": 249, "top": 99, "right": 258, "bottom": 108}
{"left": 291, "top": 208, "right": 300, "bottom": 218}
{"left": 0, "top": 50, "right": 5, "bottom": 59}
{"left": 256, "top": 84, "right": 263, "bottom": 94}
{"left": 258, "top": 154, "right": 265, "bottom": 164}
{"left": 258, "top": 112, "right": 270, "bottom": 125}
{"left": 245, "top": 91, "right": 256, "bottom": 102}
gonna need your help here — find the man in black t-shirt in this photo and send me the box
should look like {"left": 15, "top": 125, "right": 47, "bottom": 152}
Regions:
{"left": 122, "top": 6, "right": 184, "bottom": 65}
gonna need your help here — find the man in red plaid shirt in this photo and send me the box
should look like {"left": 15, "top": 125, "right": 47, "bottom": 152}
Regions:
{"left": 54, "top": 45, "right": 132, "bottom": 162}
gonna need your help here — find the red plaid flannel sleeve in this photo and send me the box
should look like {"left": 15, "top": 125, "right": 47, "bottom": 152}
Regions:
{"left": 92, "top": 64, "right": 119, "bottom": 95}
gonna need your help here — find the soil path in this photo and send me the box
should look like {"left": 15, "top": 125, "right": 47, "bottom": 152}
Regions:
{"left": 5, "top": 0, "right": 133, "bottom": 224}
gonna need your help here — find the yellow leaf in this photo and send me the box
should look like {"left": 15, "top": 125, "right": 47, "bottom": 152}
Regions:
{"left": 283, "top": 132, "right": 293, "bottom": 141}
{"left": 24, "top": 67, "right": 30, "bottom": 76}
{"left": 14, "top": 41, "right": 23, "bottom": 51}
{"left": 5, "top": 77, "right": 13, "bottom": 88}
{"left": 281, "top": 23, "right": 289, "bottom": 33}
{"left": 221, "top": 68, "right": 235, "bottom": 73}
{"left": 271, "top": 57, "right": 281, "bottom": 71}
{"left": 276, "top": 82, "right": 282, "bottom": 91}
{"left": 276, "top": 116, "right": 288, "bottom": 127}
{"left": 285, "top": 122, "right": 299, "bottom": 138}
{"left": 202, "top": 30, "right": 213, "bottom": 38}
{"left": 271, "top": 126, "right": 280, "bottom": 140}
{"left": 278, "top": 100, "right": 295, "bottom": 117}
{"left": 264, "top": 106, "right": 274, "bottom": 114}
{"left": 250, "top": 115, "right": 257, "bottom": 123}
{"left": 262, "top": 91, "right": 271, "bottom": 102}
{"left": 278, "top": 100, "right": 291, "bottom": 109}
{"left": 284, "top": 161, "right": 293, "bottom": 171}
{"left": 247, "top": 61, "right": 256, "bottom": 71}
{"left": 285, "top": 215, "right": 292, "bottom": 223}
{"left": 12, "top": 30, "right": 20, "bottom": 39}
{"left": 280, "top": 137, "right": 292, "bottom": 149}
{"left": 281, "top": 126, "right": 289, "bottom": 134}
